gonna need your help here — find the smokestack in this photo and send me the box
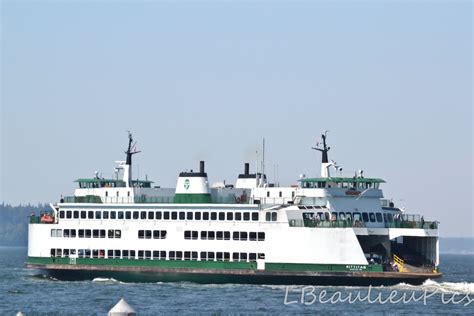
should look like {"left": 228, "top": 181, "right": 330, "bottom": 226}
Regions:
{"left": 200, "top": 161, "right": 205, "bottom": 173}
{"left": 244, "top": 163, "right": 249, "bottom": 175}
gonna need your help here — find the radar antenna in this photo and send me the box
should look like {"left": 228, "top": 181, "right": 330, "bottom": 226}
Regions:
{"left": 125, "top": 131, "right": 141, "bottom": 166}
{"left": 311, "top": 131, "right": 330, "bottom": 163}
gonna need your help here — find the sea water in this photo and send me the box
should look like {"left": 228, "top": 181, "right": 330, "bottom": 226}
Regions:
{"left": 0, "top": 247, "right": 472, "bottom": 315}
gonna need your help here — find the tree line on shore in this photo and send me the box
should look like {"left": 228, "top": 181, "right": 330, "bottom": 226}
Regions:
{"left": 0, "top": 203, "right": 47, "bottom": 246}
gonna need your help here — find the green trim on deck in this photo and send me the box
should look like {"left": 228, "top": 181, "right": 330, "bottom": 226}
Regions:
{"left": 173, "top": 194, "right": 212, "bottom": 204}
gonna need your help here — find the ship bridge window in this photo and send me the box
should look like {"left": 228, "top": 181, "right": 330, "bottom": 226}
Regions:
{"left": 59, "top": 211, "right": 65, "bottom": 219}
{"left": 369, "top": 213, "right": 376, "bottom": 223}
{"left": 252, "top": 212, "right": 259, "bottom": 221}
{"left": 387, "top": 213, "right": 394, "bottom": 222}
{"left": 345, "top": 212, "right": 352, "bottom": 222}
{"left": 338, "top": 213, "right": 345, "bottom": 220}
{"left": 244, "top": 212, "right": 250, "bottom": 221}
{"left": 362, "top": 212, "right": 369, "bottom": 223}
{"left": 376, "top": 213, "right": 383, "bottom": 222}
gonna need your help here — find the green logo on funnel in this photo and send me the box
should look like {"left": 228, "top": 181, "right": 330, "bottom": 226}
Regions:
{"left": 184, "top": 179, "right": 190, "bottom": 190}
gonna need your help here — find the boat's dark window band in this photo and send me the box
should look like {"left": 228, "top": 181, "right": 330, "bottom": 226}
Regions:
{"left": 50, "top": 248, "right": 265, "bottom": 262}
{"left": 185, "top": 230, "right": 265, "bottom": 241}
{"left": 52, "top": 229, "right": 121, "bottom": 239}
{"left": 137, "top": 230, "right": 167, "bottom": 239}
{"left": 58, "top": 209, "right": 259, "bottom": 222}
{"left": 301, "top": 211, "right": 397, "bottom": 226}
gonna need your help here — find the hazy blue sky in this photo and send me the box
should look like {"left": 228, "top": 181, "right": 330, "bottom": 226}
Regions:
{"left": 1, "top": 1, "right": 472, "bottom": 237}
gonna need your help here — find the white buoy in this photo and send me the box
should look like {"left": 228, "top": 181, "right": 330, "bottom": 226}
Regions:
{"left": 108, "top": 298, "right": 137, "bottom": 316}
{"left": 16, "top": 312, "right": 25, "bottom": 316}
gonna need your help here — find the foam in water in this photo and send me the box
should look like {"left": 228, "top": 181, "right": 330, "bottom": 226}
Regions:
{"left": 92, "top": 277, "right": 120, "bottom": 283}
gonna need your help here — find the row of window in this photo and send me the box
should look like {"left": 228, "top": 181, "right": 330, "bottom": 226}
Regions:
{"left": 59, "top": 210, "right": 261, "bottom": 222}
{"left": 303, "top": 211, "right": 398, "bottom": 223}
{"left": 184, "top": 230, "right": 265, "bottom": 241}
{"left": 51, "top": 229, "right": 121, "bottom": 239}
{"left": 137, "top": 230, "right": 167, "bottom": 239}
{"left": 50, "top": 248, "right": 265, "bottom": 262}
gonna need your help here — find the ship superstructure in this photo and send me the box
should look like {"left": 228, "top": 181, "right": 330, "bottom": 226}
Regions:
{"left": 27, "top": 132, "right": 441, "bottom": 285}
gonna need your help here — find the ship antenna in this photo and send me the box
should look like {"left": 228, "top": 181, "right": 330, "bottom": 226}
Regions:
{"left": 124, "top": 131, "right": 141, "bottom": 187}
{"left": 311, "top": 131, "right": 330, "bottom": 163}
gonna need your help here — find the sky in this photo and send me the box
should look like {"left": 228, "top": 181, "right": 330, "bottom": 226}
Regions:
{"left": 1, "top": 1, "right": 472, "bottom": 237}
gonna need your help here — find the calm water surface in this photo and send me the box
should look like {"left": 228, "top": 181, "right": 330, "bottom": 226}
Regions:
{"left": 0, "top": 247, "right": 472, "bottom": 315}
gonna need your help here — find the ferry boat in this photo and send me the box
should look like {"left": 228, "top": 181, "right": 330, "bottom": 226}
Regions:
{"left": 27, "top": 132, "right": 441, "bottom": 285}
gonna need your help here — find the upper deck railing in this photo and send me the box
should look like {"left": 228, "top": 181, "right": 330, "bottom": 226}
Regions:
{"left": 289, "top": 215, "right": 438, "bottom": 229}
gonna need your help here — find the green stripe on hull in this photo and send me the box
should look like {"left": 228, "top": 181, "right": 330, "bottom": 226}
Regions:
{"left": 27, "top": 257, "right": 254, "bottom": 270}
{"left": 27, "top": 257, "right": 381, "bottom": 272}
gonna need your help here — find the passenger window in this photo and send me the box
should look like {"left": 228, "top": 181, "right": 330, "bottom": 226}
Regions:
{"left": 66, "top": 211, "right": 72, "bottom": 219}
{"left": 125, "top": 211, "right": 131, "bottom": 219}
{"left": 156, "top": 211, "right": 162, "bottom": 220}
{"left": 219, "top": 212, "right": 225, "bottom": 220}
{"left": 103, "top": 211, "right": 109, "bottom": 219}
{"left": 140, "top": 211, "right": 146, "bottom": 220}
{"left": 171, "top": 212, "right": 177, "bottom": 220}
{"left": 211, "top": 212, "right": 217, "bottom": 220}
{"left": 133, "top": 211, "right": 139, "bottom": 219}
{"left": 203, "top": 212, "right": 209, "bottom": 220}
{"left": 95, "top": 211, "right": 101, "bottom": 219}
{"left": 252, "top": 212, "right": 259, "bottom": 221}
{"left": 226, "top": 212, "right": 233, "bottom": 221}
{"left": 179, "top": 212, "right": 185, "bottom": 220}
{"left": 164, "top": 211, "right": 170, "bottom": 220}
{"left": 88, "top": 211, "right": 94, "bottom": 219}
{"left": 369, "top": 213, "right": 376, "bottom": 222}
{"left": 362, "top": 212, "right": 369, "bottom": 222}
{"left": 244, "top": 212, "right": 250, "bottom": 221}
{"left": 235, "top": 212, "right": 242, "bottom": 221}
{"left": 187, "top": 212, "right": 193, "bottom": 220}
{"left": 271, "top": 212, "right": 277, "bottom": 221}
{"left": 195, "top": 212, "right": 201, "bottom": 220}
{"left": 148, "top": 211, "right": 154, "bottom": 220}
{"left": 376, "top": 213, "right": 383, "bottom": 222}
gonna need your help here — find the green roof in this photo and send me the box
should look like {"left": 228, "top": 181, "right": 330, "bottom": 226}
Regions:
{"left": 299, "top": 177, "right": 385, "bottom": 183}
